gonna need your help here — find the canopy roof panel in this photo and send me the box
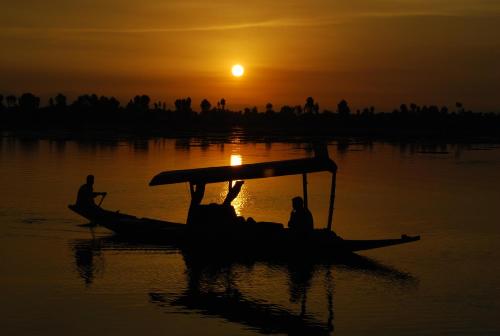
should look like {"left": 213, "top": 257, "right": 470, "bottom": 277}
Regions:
{"left": 149, "top": 157, "right": 337, "bottom": 186}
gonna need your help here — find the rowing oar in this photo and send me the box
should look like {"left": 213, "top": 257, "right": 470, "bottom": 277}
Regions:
{"left": 98, "top": 193, "right": 106, "bottom": 207}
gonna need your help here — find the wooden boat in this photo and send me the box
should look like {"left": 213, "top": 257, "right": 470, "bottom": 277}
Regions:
{"left": 69, "top": 148, "right": 420, "bottom": 256}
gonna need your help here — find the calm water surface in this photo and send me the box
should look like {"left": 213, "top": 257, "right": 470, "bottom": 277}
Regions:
{"left": 1, "top": 135, "right": 500, "bottom": 335}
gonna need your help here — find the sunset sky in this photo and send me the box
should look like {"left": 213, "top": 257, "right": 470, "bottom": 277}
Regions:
{"left": 1, "top": 0, "right": 499, "bottom": 111}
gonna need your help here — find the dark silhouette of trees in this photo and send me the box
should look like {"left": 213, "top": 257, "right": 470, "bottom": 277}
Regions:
{"left": 65, "top": 94, "right": 121, "bottom": 123}
{"left": 280, "top": 105, "right": 295, "bottom": 117}
{"left": 129, "top": 95, "right": 150, "bottom": 112}
{"left": 265, "top": 103, "right": 274, "bottom": 115}
{"left": 304, "top": 97, "right": 314, "bottom": 114}
{"left": 99, "top": 96, "right": 120, "bottom": 112}
{"left": 428, "top": 105, "right": 439, "bottom": 116}
{"left": 400, "top": 104, "right": 409, "bottom": 115}
{"left": 152, "top": 101, "right": 167, "bottom": 111}
{"left": 175, "top": 97, "right": 192, "bottom": 113}
{"left": 219, "top": 98, "right": 226, "bottom": 112}
{"left": 125, "top": 95, "right": 151, "bottom": 122}
{"left": 0, "top": 92, "right": 498, "bottom": 138}
{"left": 361, "top": 107, "right": 373, "bottom": 116}
{"left": 139, "top": 95, "right": 151, "bottom": 110}
{"left": 174, "top": 97, "right": 194, "bottom": 123}
{"left": 55, "top": 93, "right": 67, "bottom": 108}
{"left": 200, "top": 99, "right": 211, "bottom": 114}
{"left": 303, "top": 97, "right": 320, "bottom": 115}
{"left": 410, "top": 103, "right": 417, "bottom": 115}
{"left": 19, "top": 93, "right": 40, "bottom": 112}
{"left": 6, "top": 95, "right": 17, "bottom": 108}
{"left": 73, "top": 94, "right": 98, "bottom": 110}
{"left": 294, "top": 105, "right": 303, "bottom": 115}
{"left": 337, "top": 99, "right": 350, "bottom": 117}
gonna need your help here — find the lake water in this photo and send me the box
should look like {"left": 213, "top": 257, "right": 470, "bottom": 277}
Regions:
{"left": 1, "top": 134, "right": 500, "bottom": 335}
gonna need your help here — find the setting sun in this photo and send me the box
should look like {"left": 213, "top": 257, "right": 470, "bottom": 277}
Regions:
{"left": 231, "top": 64, "right": 244, "bottom": 77}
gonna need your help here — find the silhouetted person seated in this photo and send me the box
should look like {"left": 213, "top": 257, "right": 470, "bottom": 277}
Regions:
{"left": 288, "top": 197, "right": 313, "bottom": 233}
{"left": 187, "top": 181, "right": 272, "bottom": 230}
{"left": 76, "top": 175, "right": 107, "bottom": 212}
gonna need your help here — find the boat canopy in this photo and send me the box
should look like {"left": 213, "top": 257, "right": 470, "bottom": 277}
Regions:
{"left": 149, "top": 157, "right": 337, "bottom": 186}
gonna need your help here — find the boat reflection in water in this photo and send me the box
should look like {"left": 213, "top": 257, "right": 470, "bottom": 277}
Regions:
{"left": 70, "top": 235, "right": 417, "bottom": 335}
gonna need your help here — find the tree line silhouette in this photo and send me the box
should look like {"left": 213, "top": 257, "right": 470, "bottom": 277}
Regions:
{"left": 1, "top": 93, "right": 499, "bottom": 137}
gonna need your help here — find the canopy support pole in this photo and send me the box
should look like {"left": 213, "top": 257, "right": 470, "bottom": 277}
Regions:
{"left": 302, "top": 173, "right": 308, "bottom": 209}
{"left": 327, "top": 171, "right": 337, "bottom": 231}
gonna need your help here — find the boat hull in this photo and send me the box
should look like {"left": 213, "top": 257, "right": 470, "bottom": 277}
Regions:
{"left": 68, "top": 204, "right": 420, "bottom": 255}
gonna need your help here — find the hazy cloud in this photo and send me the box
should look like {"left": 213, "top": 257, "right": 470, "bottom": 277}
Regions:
{"left": 2, "top": 7, "right": 497, "bottom": 37}
{"left": 0, "top": 17, "right": 342, "bottom": 36}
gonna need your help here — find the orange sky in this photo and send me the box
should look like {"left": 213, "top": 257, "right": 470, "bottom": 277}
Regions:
{"left": 1, "top": 0, "right": 499, "bottom": 111}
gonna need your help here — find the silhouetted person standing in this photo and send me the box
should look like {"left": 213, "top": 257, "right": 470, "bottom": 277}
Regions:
{"left": 288, "top": 196, "right": 313, "bottom": 233}
{"left": 76, "top": 175, "right": 106, "bottom": 212}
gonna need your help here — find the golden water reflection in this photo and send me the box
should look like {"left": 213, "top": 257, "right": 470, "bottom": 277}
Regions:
{"left": 230, "top": 154, "right": 242, "bottom": 166}
{"left": 2, "top": 137, "right": 500, "bottom": 335}
{"left": 228, "top": 154, "right": 246, "bottom": 216}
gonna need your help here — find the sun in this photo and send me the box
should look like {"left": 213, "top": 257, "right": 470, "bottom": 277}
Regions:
{"left": 231, "top": 64, "right": 244, "bottom": 77}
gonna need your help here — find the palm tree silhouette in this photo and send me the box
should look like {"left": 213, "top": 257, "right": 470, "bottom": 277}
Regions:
{"left": 55, "top": 93, "right": 67, "bottom": 107}
{"left": 304, "top": 97, "right": 314, "bottom": 114}
{"left": 19, "top": 93, "right": 40, "bottom": 112}
{"left": 220, "top": 98, "right": 226, "bottom": 112}
{"left": 265, "top": 102, "right": 274, "bottom": 115}
{"left": 337, "top": 99, "right": 350, "bottom": 117}
{"left": 200, "top": 99, "right": 211, "bottom": 113}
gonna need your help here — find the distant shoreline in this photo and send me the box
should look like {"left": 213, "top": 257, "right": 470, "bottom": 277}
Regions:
{"left": 2, "top": 94, "right": 499, "bottom": 142}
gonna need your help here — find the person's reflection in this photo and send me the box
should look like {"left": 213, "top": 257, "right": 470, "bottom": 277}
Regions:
{"left": 288, "top": 262, "right": 335, "bottom": 333}
{"left": 287, "top": 261, "right": 315, "bottom": 317}
{"left": 72, "top": 239, "right": 104, "bottom": 286}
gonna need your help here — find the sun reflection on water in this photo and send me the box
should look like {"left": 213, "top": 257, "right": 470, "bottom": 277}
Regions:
{"left": 230, "top": 154, "right": 242, "bottom": 166}
{"left": 227, "top": 154, "right": 246, "bottom": 216}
